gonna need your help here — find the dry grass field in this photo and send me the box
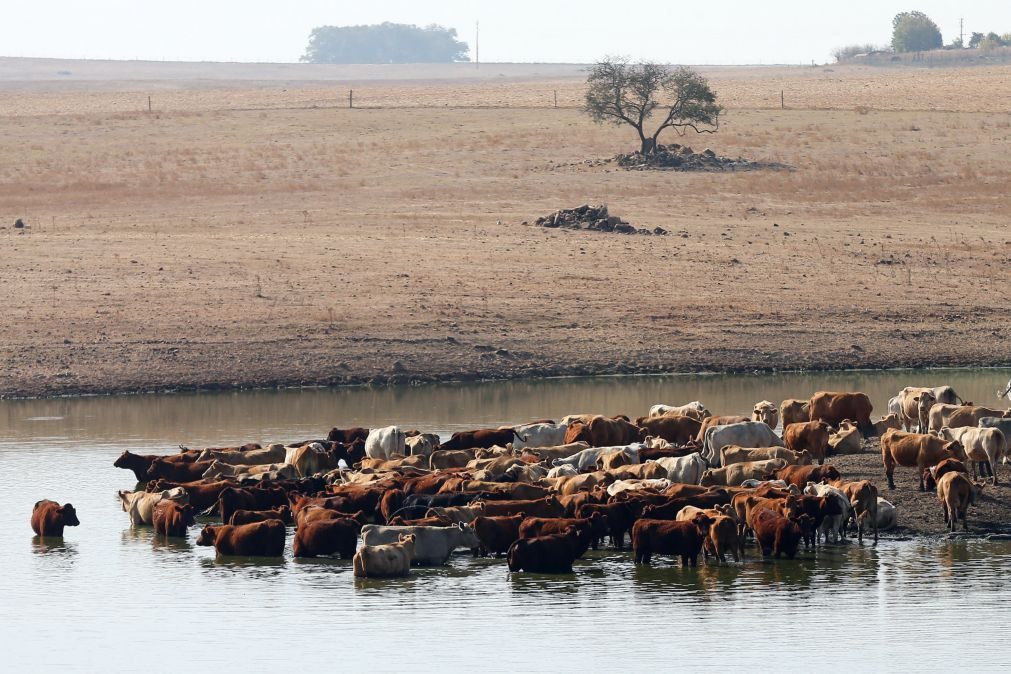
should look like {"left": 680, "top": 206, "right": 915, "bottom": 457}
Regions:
{"left": 2, "top": 59, "right": 1011, "bottom": 397}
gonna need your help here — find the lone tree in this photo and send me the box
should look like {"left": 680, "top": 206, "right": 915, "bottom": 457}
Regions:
{"left": 584, "top": 58, "right": 721, "bottom": 155}
{"left": 891, "top": 11, "right": 942, "bottom": 52}
{"left": 301, "top": 22, "right": 469, "bottom": 64}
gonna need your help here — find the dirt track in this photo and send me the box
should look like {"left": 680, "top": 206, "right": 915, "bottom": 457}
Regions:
{"left": 2, "top": 60, "right": 1011, "bottom": 398}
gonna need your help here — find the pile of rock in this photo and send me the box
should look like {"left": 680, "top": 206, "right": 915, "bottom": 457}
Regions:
{"left": 614, "top": 144, "right": 787, "bottom": 172}
{"left": 535, "top": 205, "right": 667, "bottom": 236}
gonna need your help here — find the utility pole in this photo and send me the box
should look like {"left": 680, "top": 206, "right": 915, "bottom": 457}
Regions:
{"left": 960, "top": 17, "right": 964, "bottom": 47}
{"left": 475, "top": 20, "right": 480, "bottom": 70}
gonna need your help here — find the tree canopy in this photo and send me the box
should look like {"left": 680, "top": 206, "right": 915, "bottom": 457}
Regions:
{"left": 301, "top": 22, "right": 469, "bottom": 64}
{"left": 891, "top": 11, "right": 942, "bottom": 53}
{"left": 584, "top": 58, "right": 721, "bottom": 155}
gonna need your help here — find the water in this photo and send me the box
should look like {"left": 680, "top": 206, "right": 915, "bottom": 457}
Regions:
{"left": 4, "top": 370, "right": 1011, "bottom": 672}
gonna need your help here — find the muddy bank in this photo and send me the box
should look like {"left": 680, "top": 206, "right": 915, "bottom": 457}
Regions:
{"left": 3, "top": 335, "right": 1011, "bottom": 399}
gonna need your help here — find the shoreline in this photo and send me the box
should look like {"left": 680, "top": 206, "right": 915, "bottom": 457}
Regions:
{"left": 4, "top": 350, "right": 1011, "bottom": 400}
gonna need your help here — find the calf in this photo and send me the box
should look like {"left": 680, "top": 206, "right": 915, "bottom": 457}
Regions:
{"left": 507, "top": 527, "right": 583, "bottom": 573}
{"left": 153, "top": 501, "right": 195, "bottom": 537}
{"left": 473, "top": 513, "right": 527, "bottom": 557}
{"left": 631, "top": 516, "right": 709, "bottom": 566}
{"left": 353, "top": 534, "right": 416, "bottom": 578}
{"left": 293, "top": 517, "right": 362, "bottom": 558}
{"left": 31, "top": 500, "right": 80, "bottom": 537}
{"left": 196, "top": 520, "right": 285, "bottom": 556}
{"left": 937, "top": 471, "right": 984, "bottom": 532}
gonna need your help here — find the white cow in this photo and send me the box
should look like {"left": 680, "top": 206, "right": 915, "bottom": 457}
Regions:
{"left": 405, "top": 433, "right": 440, "bottom": 457}
{"left": 512, "top": 422, "right": 569, "bottom": 449}
{"left": 551, "top": 444, "right": 642, "bottom": 472}
{"left": 360, "top": 523, "right": 479, "bottom": 566}
{"left": 938, "top": 426, "right": 1005, "bottom": 483}
{"left": 118, "top": 487, "right": 189, "bottom": 525}
{"left": 606, "top": 478, "right": 671, "bottom": 496}
{"left": 876, "top": 498, "right": 897, "bottom": 530}
{"left": 803, "top": 482, "right": 850, "bottom": 543}
{"left": 198, "top": 443, "right": 287, "bottom": 465}
{"left": 546, "top": 464, "right": 579, "bottom": 478}
{"left": 353, "top": 534, "right": 415, "bottom": 578}
{"left": 651, "top": 453, "right": 707, "bottom": 484}
{"left": 365, "top": 426, "right": 407, "bottom": 460}
{"left": 701, "top": 422, "right": 785, "bottom": 466}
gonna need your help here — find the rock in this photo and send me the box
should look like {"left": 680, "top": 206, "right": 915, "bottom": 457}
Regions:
{"left": 13, "top": 218, "right": 25, "bottom": 228}
{"left": 531, "top": 205, "right": 667, "bottom": 237}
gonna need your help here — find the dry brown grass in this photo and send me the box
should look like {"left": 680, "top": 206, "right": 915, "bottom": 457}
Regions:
{"left": 1, "top": 62, "right": 1010, "bottom": 396}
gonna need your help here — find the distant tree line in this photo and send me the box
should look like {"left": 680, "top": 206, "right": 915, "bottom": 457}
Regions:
{"left": 834, "top": 10, "right": 1010, "bottom": 62}
{"left": 301, "top": 22, "right": 469, "bottom": 64}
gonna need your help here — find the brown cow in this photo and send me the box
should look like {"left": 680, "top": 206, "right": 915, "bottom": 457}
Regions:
{"left": 775, "top": 464, "right": 842, "bottom": 489}
{"left": 473, "top": 513, "right": 527, "bottom": 557}
{"left": 829, "top": 479, "right": 879, "bottom": 544}
{"left": 880, "top": 429, "right": 967, "bottom": 491}
{"left": 218, "top": 486, "right": 288, "bottom": 524}
{"left": 632, "top": 516, "right": 710, "bottom": 566}
{"left": 475, "top": 496, "right": 566, "bottom": 519}
{"left": 439, "top": 428, "right": 522, "bottom": 451}
{"left": 518, "top": 514, "right": 605, "bottom": 553}
{"left": 196, "top": 520, "right": 286, "bottom": 556}
{"left": 564, "top": 416, "right": 644, "bottom": 447}
{"left": 145, "top": 479, "right": 232, "bottom": 511}
{"left": 328, "top": 427, "right": 370, "bottom": 444}
{"left": 145, "top": 458, "right": 214, "bottom": 482}
{"left": 784, "top": 421, "right": 832, "bottom": 465}
{"left": 576, "top": 501, "right": 636, "bottom": 550}
{"left": 293, "top": 517, "right": 362, "bottom": 558}
{"left": 31, "top": 500, "right": 80, "bottom": 537}
{"left": 507, "top": 527, "right": 585, "bottom": 573}
{"left": 923, "top": 459, "right": 968, "bottom": 491}
{"left": 114, "top": 450, "right": 198, "bottom": 482}
{"left": 296, "top": 506, "right": 368, "bottom": 529}
{"left": 153, "top": 500, "right": 195, "bottom": 537}
{"left": 937, "top": 471, "right": 984, "bottom": 532}
{"left": 780, "top": 400, "right": 810, "bottom": 429}
{"left": 228, "top": 506, "right": 292, "bottom": 525}
{"left": 696, "top": 415, "right": 749, "bottom": 444}
{"left": 633, "top": 416, "right": 702, "bottom": 446}
{"left": 751, "top": 507, "right": 808, "bottom": 559}
{"left": 809, "top": 391, "right": 874, "bottom": 436}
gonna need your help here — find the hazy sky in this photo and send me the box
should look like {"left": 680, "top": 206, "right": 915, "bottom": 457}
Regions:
{"left": 3, "top": 1, "right": 1009, "bottom": 64}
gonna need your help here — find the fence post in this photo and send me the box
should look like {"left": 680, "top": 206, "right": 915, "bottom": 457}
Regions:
{"left": 349, "top": 89, "right": 353, "bottom": 109}
{"left": 554, "top": 90, "right": 558, "bottom": 108}
{"left": 148, "top": 95, "right": 152, "bottom": 112}
{"left": 781, "top": 90, "right": 784, "bottom": 109}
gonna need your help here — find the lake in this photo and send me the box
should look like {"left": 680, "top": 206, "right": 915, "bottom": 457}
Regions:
{"left": 4, "top": 369, "right": 1011, "bottom": 671}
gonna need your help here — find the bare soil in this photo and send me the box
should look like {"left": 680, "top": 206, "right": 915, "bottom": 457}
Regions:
{"left": 2, "top": 60, "right": 1011, "bottom": 398}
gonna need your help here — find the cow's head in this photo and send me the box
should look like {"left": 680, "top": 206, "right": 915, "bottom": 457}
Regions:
{"left": 113, "top": 451, "right": 133, "bottom": 468}
{"left": 60, "top": 503, "right": 80, "bottom": 527}
{"left": 944, "top": 441, "right": 967, "bottom": 461}
{"left": 195, "top": 524, "right": 218, "bottom": 546}
{"left": 180, "top": 504, "right": 196, "bottom": 527}
{"left": 821, "top": 465, "right": 842, "bottom": 481}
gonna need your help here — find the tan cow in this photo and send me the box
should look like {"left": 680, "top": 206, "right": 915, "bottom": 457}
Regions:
{"left": 700, "top": 458, "right": 789, "bottom": 487}
{"left": 696, "top": 415, "right": 749, "bottom": 444}
{"left": 719, "top": 446, "right": 812, "bottom": 467}
{"left": 938, "top": 426, "right": 1005, "bottom": 484}
{"left": 783, "top": 421, "right": 832, "bottom": 464}
{"left": 828, "top": 420, "right": 862, "bottom": 455}
{"left": 898, "top": 387, "right": 936, "bottom": 433}
{"left": 873, "top": 414, "right": 901, "bottom": 437}
{"left": 880, "top": 429, "right": 967, "bottom": 490}
{"left": 780, "top": 399, "right": 810, "bottom": 429}
{"left": 752, "top": 401, "right": 779, "bottom": 429}
{"left": 936, "top": 471, "right": 984, "bottom": 532}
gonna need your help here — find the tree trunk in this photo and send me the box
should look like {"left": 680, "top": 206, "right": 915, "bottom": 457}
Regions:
{"left": 640, "top": 136, "right": 656, "bottom": 155}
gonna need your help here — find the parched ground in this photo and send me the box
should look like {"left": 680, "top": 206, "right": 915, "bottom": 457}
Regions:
{"left": 1, "top": 59, "right": 1011, "bottom": 397}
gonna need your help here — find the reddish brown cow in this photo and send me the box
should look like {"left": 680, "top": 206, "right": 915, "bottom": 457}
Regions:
{"left": 114, "top": 450, "right": 198, "bottom": 482}
{"left": 323, "top": 487, "right": 385, "bottom": 517}
{"left": 880, "top": 429, "right": 967, "bottom": 491}
{"left": 775, "top": 464, "right": 842, "bottom": 489}
{"left": 662, "top": 483, "right": 715, "bottom": 499}
{"left": 507, "top": 527, "right": 585, "bottom": 573}
{"left": 924, "top": 458, "right": 968, "bottom": 491}
{"left": 638, "top": 446, "right": 696, "bottom": 462}
{"left": 229, "top": 506, "right": 292, "bottom": 525}
{"left": 293, "top": 517, "right": 362, "bottom": 558}
{"left": 145, "top": 458, "right": 214, "bottom": 482}
{"left": 196, "top": 520, "right": 285, "bottom": 556}
{"left": 576, "top": 502, "right": 637, "bottom": 550}
{"left": 640, "top": 491, "right": 734, "bottom": 520}
{"left": 784, "top": 421, "right": 833, "bottom": 465}
{"left": 634, "top": 416, "right": 702, "bottom": 446}
{"left": 518, "top": 514, "right": 605, "bottom": 553}
{"left": 751, "top": 507, "right": 807, "bottom": 559}
{"left": 556, "top": 491, "right": 604, "bottom": 517}
{"left": 439, "top": 428, "right": 522, "bottom": 451}
{"left": 808, "top": 391, "right": 874, "bottom": 436}
{"left": 473, "top": 513, "right": 527, "bottom": 557}
{"left": 564, "top": 416, "right": 644, "bottom": 447}
{"left": 145, "top": 480, "right": 232, "bottom": 511}
{"left": 632, "top": 516, "right": 709, "bottom": 566}
{"left": 937, "top": 471, "right": 984, "bottom": 532}
{"left": 218, "top": 486, "right": 288, "bottom": 524}
{"left": 31, "top": 500, "right": 80, "bottom": 537}
{"left": 153, "top": 500, "right": 195, "bottom": 537}
{"left": 475, "top": 496, "right": 566, "bottom": 519}
{"left": 296, "top": 507, "right": 367, "bottom": 529}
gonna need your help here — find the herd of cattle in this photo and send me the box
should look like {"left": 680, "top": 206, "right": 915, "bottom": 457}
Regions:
{"left": 30, "top": 381, "right": 1011, "bottom": 577}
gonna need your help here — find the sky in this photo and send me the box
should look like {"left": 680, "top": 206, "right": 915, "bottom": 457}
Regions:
{"left": 2, "top": 1, "right": 1009, "bottom": 65}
